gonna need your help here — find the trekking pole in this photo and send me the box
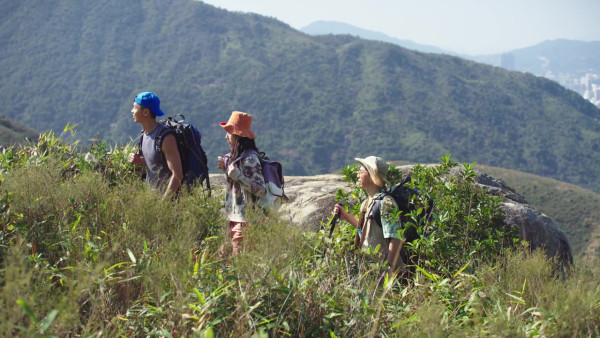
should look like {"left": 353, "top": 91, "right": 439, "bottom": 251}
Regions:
{"left": 328, "top": 203, "right": 343, "bottom": 238}
{"left": 322, "top": 203, "right": 343, "bottom": 258}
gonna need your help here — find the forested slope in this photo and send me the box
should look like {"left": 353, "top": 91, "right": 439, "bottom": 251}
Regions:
{"left": 1, "top": 0, "right": 599, "bottom": 192}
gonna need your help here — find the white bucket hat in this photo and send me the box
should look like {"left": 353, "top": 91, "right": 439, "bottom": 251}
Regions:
{"left": 355, "top": 156, "right": 389, "bottom": 187}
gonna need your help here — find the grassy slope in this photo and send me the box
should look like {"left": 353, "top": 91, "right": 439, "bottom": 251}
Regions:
{"left": 477, "top": 164, "right": 600, "bottom": 257}
{"left": 0, "top": 137, "right": 599, "bottom": 335}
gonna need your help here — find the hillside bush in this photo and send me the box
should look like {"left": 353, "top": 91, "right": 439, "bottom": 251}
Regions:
{"left": 0, "top": 132, "right": 598, "bottom": 336}
{"left": 333, "top": 154, "right": 518, "bottom": 277}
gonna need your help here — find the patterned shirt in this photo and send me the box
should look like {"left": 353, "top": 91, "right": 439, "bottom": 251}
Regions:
{"left": 223, "top": 151, "right": 267, "bottom": 223}
{"left": 360, "top": 189, "right": 402, "bottom": 257}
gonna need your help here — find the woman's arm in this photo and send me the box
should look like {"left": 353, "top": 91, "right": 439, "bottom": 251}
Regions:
{"left": 227, "top": 153, "right": 267, "bottom": 197}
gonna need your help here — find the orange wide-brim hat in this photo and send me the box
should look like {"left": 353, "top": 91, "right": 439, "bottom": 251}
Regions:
{"left": 220, "top": 111, "right": 256, "bottom": 139}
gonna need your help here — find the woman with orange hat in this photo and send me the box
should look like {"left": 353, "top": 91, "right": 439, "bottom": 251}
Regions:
{"left": 217, "top": 111, "right": 267, "bottom": 256}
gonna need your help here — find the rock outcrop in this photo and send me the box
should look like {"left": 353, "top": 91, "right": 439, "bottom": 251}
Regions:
{"left": 211, "top": 166, "right": 573, "bottom": 268}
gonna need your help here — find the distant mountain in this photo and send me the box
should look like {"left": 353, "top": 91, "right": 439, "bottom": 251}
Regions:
{"left": 301, "top": 21, "right": 454, "bottom": 55}
{"left": 2, "top": 0, "right": 600, "bottom": 194}
{"left": 300, "top": 22, "right": 600, "bottom": 106}
{"left": 301, "top": 22, "right": 599, "bottom": 79}
{"left": 0, "top": 115, "right": 38, "bottom": 147}
{"left": 469, "top": 40, "right": 600, "bottom": 106}
{"left": 469, "top": 39, "right": 600, "bottom": 74}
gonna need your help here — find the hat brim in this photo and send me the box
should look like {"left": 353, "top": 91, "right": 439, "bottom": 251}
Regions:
{"left": 220, "top": 122, "right": 256, "bottom": 139}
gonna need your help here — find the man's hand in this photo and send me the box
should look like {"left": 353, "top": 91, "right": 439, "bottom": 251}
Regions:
{"left": 334, "top": 204, "right": 359, "bottom": 228}
{"left": 128, "top": 153, "right": 145, "bottom": 166}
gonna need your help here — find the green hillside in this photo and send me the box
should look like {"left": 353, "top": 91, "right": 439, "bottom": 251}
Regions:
{"left": 1, "top": 0, "right": 600, "bottom": 193}
{"left": 477, "top": 164, "right": 600, "bottom": 257}
{"left": 0, "top": 115, "right": 38, "bottom": 147}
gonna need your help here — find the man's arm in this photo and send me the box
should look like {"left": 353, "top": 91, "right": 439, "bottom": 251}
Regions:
{"left": 380, "top": 196, "right": 406, "bottom": 273}
{"left": 387, "top": 238, "right": 405, "bottom": 272}
{"left": 161, "top": 133, "right": 183, "bottom": 198}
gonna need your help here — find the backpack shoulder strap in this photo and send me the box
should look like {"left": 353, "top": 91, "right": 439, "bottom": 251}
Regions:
{"left": 368, "top": 193, "right": 387, "bottom": 228}
{"left": 137, "top": 130, "right": 144, "bottom": 155}
{"left": 232, "top": 149, "right": 259, "bottom": 164}
{"left": 154, "top": 124, "right": 176, "bottom": 153}
{"left": 370, "top": 186, "right": 406, "bottom": 228}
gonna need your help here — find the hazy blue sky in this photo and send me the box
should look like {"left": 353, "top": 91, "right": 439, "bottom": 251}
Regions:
{"left": 201, "top": 0, "right": 600, "bottom": 55}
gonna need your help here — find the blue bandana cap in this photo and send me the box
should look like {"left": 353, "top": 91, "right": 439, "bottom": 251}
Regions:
{"left": 134, "top": 92, "right": 164, "bottom": 116}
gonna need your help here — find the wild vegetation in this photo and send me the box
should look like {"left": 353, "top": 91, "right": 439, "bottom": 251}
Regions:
{"left": 2, "top": 0, "right": 600, "bottom": 193}
{"left": 1, "top": 130, "right": 598, "bottom": 336}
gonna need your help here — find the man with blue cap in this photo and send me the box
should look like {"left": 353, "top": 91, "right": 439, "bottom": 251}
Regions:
{"left": 128, "top": 92, "right": 183, "bottom": 198}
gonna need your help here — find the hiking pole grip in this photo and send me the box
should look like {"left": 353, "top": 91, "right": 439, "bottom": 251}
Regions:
{"left": 328, "top": 203, "right": 343, "bottom": 238}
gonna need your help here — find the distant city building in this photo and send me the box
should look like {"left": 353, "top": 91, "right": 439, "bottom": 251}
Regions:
{"left": 492, "top": 51, "right": 599, "bottom": 109}
{"left": 580, "top": 74, "right": 600, "bottom": 107}
{"left": 541, "top": 72, "right": 600, "bottom": 108}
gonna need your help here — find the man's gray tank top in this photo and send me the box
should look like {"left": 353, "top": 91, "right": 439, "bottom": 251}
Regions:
{"left": 141, "top": 124, "right": 172, "bottom": 190}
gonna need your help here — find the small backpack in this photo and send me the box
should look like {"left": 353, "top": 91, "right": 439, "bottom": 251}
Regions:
{"left": 369, "top": 176, "right": 433, "bottom": 244}
{"left": 234, "top": 149, "right": 288, "bottom": 207}
{"left": 141, "top": 114, "right": 210, "bottom": 194}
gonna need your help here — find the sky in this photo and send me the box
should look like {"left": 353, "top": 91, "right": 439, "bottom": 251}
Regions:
{"left": 200, "top": 0, "right": 600, "bottom": 55}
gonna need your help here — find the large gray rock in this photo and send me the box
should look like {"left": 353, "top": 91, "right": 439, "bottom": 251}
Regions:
{"left": 277, "top": 174, "right": 348, "bottom": 230}
{"left": 469, "top": 169, "right": 573, "bottom": 267}
{"left": 210, "top": 173, "right": 347, "bottom": 229}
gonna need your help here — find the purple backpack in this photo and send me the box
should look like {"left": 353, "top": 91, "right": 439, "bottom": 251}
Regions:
{"left": 235, "top": 149, "right": 288, "bottom": 205}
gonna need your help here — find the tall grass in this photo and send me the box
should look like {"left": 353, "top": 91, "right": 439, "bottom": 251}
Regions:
{"left": 0, "top": 131, "right": 599, "bottom": 336}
